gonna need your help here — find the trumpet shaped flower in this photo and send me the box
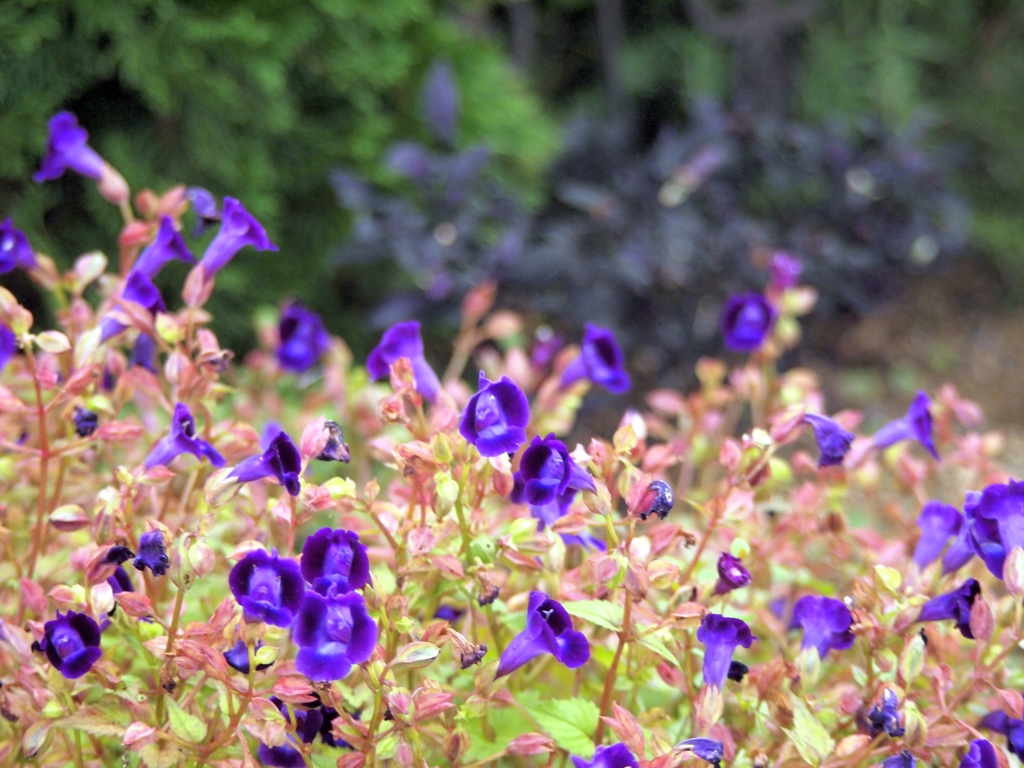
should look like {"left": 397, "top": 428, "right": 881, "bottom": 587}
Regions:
{"left": 0, "top": 219, "right": 38, "bottom": 273}
{"left": 229, "top": 549, "right": 305, "bottom": 627}
{"left": 496, "top": 591, "right": 589, "bottom": 677}
{"left": 34, "top": 112, "right": 106, "bottom": 182}
{"left": 917, "top": 578, "right": 980, "bottom": 639}
{"left": 721, "top": 292, "right": 776, "bottom": 352}
{"left": 300, "top": 528, "right": 370, "bottom": 596}
{"left": 697, "top": 613, "right": 756, "bottom": 689}
{"left": 803, "top": 414, "right": 855, "bottom": 468}
{"left": 366, "top": 320, "right": 441, "bottom": 402}
{"left": 277, "top": 302, "right": 330, "bottom": 373}
{"left": 459, "top": 372, "right": 529, "bottom": 457}
{"left": 571, "top": 744, "right": 638, "bottom": 768}
{"left": 227, "top": 428, "right": 302, "bottom": 496}
{"left": 293, "top": 590, "right": 378, "bottom": 682}
{"left": 144, "top": 403, "right": 225, "bottom": 469}
{"left": 791, "top": 595, "right": 855, "bottom": 659}
{"left": 873, "top": 391, "right": 938, "bottom": 459}
{"left": 199, "top": 197, "right": 277, "bottom": 277}
{"left": 42, "top": 611, "right": 102, "bottom": 679}
{"left": 560, "top": 324, "right": 631, "bottom": 394}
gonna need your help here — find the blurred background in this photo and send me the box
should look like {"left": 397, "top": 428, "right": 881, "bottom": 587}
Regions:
{"left": 2, "top": 0, "right": 1023, "bottom": 425}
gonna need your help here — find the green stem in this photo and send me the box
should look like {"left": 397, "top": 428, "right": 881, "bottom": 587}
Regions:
{"left": 154, "top": 585, "right": 186, "bottom": 723}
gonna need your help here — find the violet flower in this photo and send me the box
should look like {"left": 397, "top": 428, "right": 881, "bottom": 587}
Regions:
{"left": 638, "top": 480, "right": 674, "bottom": 521}
{"left": 496, "top": 591, "right": 590, "bottom": 677}
{"left": 293, "top": 590, "right": 378, "bottom": 682}
{"left": 791, "top": 595, "right": 855, "bottom": 658}
{"left": 769, "top": 251, "right": 802, "bottom": 289}
{"left": 459, "top": 372, "right": 529, "bottom": 457}
{"left": 42, "top": 611, "right": 102, "bottom": 679}
{"left": 917, "top": 578, "right": 980, "bottom": 639}
{"left": 980, "top": 711, "right": 1024, "bottom": 762}
{"left": 959, "top": 738, "right": 999, "bottom": 768}
{"left": 227, "top": 428, "right": 301, "bottom": 496}
{"left": 713, "top": 552, "right": 752, "bottom": 595}
{"left": 0, "top": 219, "right": 38, "bottom": 273}
{"left": 912, "top": 501, "right": 962, "bottom": 569}
{"left": 106, "top": 565, "right": 134, "bottom": 595}
{"left": 560, "top": 324, "right": 631, "bottom": 394}
{"left": 879, "top": 751, "right": 915, "bottom": 768}
{"left": 300, "top": 528, "right": 371, "bottom": 596}
{"left": 366, "top": 320, "right": 441, "bottom": 402}
{"left": 966, "top": 479, "right": 1024, "bottom": 579}
{"left": 34, "top": 112, "right": 105, "bottom": 182}
{"left": 803, "top": 414, "right": 855, "bottom": 468}
{"left": 132, "top": 216, "right": 195, "bottom": 278}
{"left": 144, "top": 403, "right": 225, "bottom": 469}
{"left": 73, "top": 406, "right": 98, "bottom": 438}
{"left": 199, "top": 197, "right": 277, "bottom": 277}
{"left": 434, "top": 605, "right": 464, "bottom": 624}
{"left": 727, "top": 660, "right": 749, "bottom": 682}
{"left": 257, "top": 696, "right": 324, "bottom": 768}
{"left": 511, "top": 434, "right": 595, "bottom": 507}
{"left": 277, "top": 301, "right": 330, "bottom": 374}
{"left": 133, "top": 530, "right": 169, "bottom": 576}
{"left": 229, "top": 549, "right": 306, "bottom": 627}
{"left": 943, "top": 491, "right": 980, "bottom": 574}
{"left": 0, "top": 324, "right": 15, "bottom": 373}
{"left": 696, "top": 613, "right": 756, "bottom": 689}
{"left": 571, "top": 744, "right": 638, "bottom": 768}
{"left": 99, "top": 270, "right": 166, "bottom": 343}
{"left": 186, "top": 187, "right": 221, "bottom": 237}
{"left": 676, "top": 738, "right": 724, "bottom": 766}
{"left": 873, "top": 391, "right": 939, "bottom": 459}
{"left": 721, "top": 292, "right": 777, "bottom": 352}
{"left": 867, "top": 689, "right": 904, "bottom": 738}
{"left": 223, "top": 640, "right": 274, "bottom": 674}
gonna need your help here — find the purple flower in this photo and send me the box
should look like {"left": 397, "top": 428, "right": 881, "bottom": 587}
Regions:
{"left": 676, "top": 738, "right": 724, "bottom": 766}
{"left": 496, "top": 591, "right": 590, "bottom": 677}
{"left": 727, "top": 661, "right": 749, "bottom": 682}
{"left": 315, "top": 421, "right": 350, "bottom": 463}
{"left": 966, "top": 479, "right": 1024, "bottom": 579}
{"left": 132, "top": 216, "right": 195, "bottom": 278}
{"left": 912, "top": 501, "right": 962, "bottom": 569}
{"left": 791, "top": 595, "right": 855, "bottom": 658}
{"left": 769, "top": 251, "right": 802, "bottom": 289}
{"left": 867, "top": 689, "right": 904, "bottom": 738}
{"left": 300, "top": 528, "right": 371, "bottom": 596}
{"left": 106, "top": 565, "right": 134, "bottom": 595}
{"left": 713, "top": 552, "right": 752, "bottom": 595}
{"left": 227, "top": 428, "right": 302, "bottom": 496}
{"left": 99, "top": 270, "right": 167, "bottom": 343}
{"left": 697, "top": 613, "right": 756, "bottom": 689}
{"left": 531, "top": 329, "right": 563, "bottom": 369}
{"left": 131, "top": 334, "right": 158, "bottom": 373}
{"left": 0, "top": 219, "right": 38, "bottom": 273}
{"left": 421, "top": 61, "right": 459, "bottom": 146}
{"left": 73, "top": 406, "right": 98, "bottom": 438}
{"left": 34, "top": 112, "right": 106, "bottom": 182}
{"left": 366, "top": 320, "right": 441, "bottom": 402}
{"left": 943, "top": 491, "right": 981, "bottom": 574}
{"left": 459, "top": 372, "right": 529, "bottom": 457}
{"left": 223, "top": 640, "right": 274, "bottom": 674}
{"left": 721, "top": 292, "right": 777, "bottom": 352}
{"left": 511, "top": 434, "right": 595, "bottom": 507}
{"left": 917, "top": 578, "right": 980, "bottom": 639}
{"left": 257, "top": 696, "right": 324, "bottom": 768}
{"left": 0, "top": 324, "right": 16, "bottom": 373}
{"left": 803, "top": 414, "right": 855, "bottom": 468}
{"left": 277, "top": 302, "right": 330, "bottom": 374}
{"left": 229, "top": 549, "right": 306, "bottom": 627}
{"left": 879, "top": 751, "right": 915, "bottom": 768}
{"left": 873, "top": 391, "right": 938, "bottom": 459}
{"left": 571, "top": 744, "right": 638, "bottom": 768}
{"left": 434, "top": 605, "right": 464, "bottom": 623}
{"left": 144, "top": 403, "right": 225, "bottom": 469}
{"left": 187, "top": 187, "right": 221, "bottom": 237}
{"left": 42, "top": 611, "right": 102, "bottom": 679}
{"left": 560, "top": 324, "right": 631, "bottom": 394}
{"left": 104, "top": 546, "right": 135, "bottom": 566}
{"left": 293, "top": 590, "right": 378, "bottom": 682}
{"left": 638, "top": 480, "right": 674, "bottom": 521}
{"left": 199, "top": 197, "right": 277, "bottom": 277}
{"left": 980, "top": 711, "right": 1024, "bottom": 762}
{"left": 133, "top": 530, "right": 169, "bottom": 576}
{"left": 959, "top": 738, "right": 999, "bottom": 768}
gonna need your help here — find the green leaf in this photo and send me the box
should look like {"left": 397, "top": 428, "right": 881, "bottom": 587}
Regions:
{"left": 783, "top": 694, "right": 835, "bottom": 766}
{"left": 61, "top": 707, "right": 128, "bottom": 738}
{"left": 638, "top": 632, "right": 680, "bottom": 668}
{"left": 525, "top": 696, "right": 599, "bottom": 758}
{"left": 165, "top": 697, "right": 207, "bottom": 743}
{"left": 563, "top": 600, "right": 624, "bottom": 631}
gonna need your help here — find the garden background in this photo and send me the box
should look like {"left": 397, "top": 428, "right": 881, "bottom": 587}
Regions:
{"left": 2, "top": 0, "right": 1024, "bottom": 424}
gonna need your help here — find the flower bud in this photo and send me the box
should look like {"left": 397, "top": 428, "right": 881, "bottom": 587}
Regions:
{"left": 187, "top": 541, "right": 216, "bottom": 578}
{"left": 97, "top": 164, "right": 129, "bottom": 206}
{"left": 1005, "top": 547, "right": 1024, "bottom": 597}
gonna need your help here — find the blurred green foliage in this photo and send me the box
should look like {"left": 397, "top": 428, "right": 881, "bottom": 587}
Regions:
{"left": 0, "top": 0, "right": 558, "bottom": 351}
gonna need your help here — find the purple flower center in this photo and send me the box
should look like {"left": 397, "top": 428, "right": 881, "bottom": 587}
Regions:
{"left": 52, "top": 626, "right": 84, "bottom": 660}
{"left": 325, "top": 542, "right": 355, "bottom": 582}
{"left": 1, "top": 234, "right": 14, "bottom": 253}
{"left": 326, "top": 605, "right": 354, "bottom": 644}
{"left": 734, "top": 303, "right": 770, "bottom": 342}
{"left": 249, "top": 568, "right": 282, "bottom": 605}
{"left": 474, "top": 392, "right": 503, "bottom": 431}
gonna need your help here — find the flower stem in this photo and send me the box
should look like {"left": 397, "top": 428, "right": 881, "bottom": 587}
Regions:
{"left": 154, "top": 584, "right": 186, "bottom": 723}
{"left": 594, "top": 595, "right": 632, "bottom": 743}
{"left": 25, "top": 348, "right": 51, "bottom": 584}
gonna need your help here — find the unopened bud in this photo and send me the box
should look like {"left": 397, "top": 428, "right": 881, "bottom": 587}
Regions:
{"left": 98, "top": 164, "right": 130, "bottom": 206}
{"left": 1005, "top": 547, "right": 1024, "bottom": 597}
{"left": 187, "top": 541, "right": 216, "bottom": 578}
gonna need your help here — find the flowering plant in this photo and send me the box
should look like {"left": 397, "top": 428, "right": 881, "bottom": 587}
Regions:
{"left": 0, "top": 113, "right": 1019, "bottom": 768}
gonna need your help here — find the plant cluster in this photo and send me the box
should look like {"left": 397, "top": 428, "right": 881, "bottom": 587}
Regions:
{"left": 0, "top": 113, "right": 1021, "bottom": 768}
